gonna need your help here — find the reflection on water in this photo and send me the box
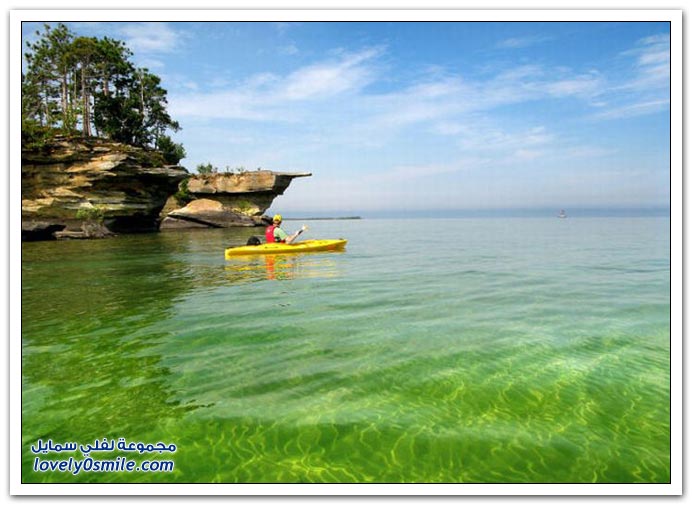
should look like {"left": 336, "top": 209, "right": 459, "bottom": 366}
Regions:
{"left": 224, "top": 252, "right": 345, "bottom": 283}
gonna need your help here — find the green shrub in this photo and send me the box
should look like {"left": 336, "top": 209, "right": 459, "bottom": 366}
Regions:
{"left": 21, "top": 121, "right": 55, "bottom": 150}
{"left": 75, "top": 206, "right": 105, "bottom": 222}
{"left": 235, "top": 199, "right": 254, "bottom": 213}
{"left": 196, "top": 162, "right": 217, "bottom": 175}
{"left": 174, "top": 178, "right": 193, "bottom": 204}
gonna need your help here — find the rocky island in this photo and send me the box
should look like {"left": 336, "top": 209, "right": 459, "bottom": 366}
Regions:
{"left": 21, "top": 138, "right": 310, "bottom": 241}
{"left": 20, "top": 25, "right": 311, "bottom": 241}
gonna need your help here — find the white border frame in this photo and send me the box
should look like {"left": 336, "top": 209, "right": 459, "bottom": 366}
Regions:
{"left": 9, "top": 8, "right": 682, "bottom": 496}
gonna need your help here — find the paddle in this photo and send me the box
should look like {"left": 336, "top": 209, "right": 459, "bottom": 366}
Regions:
{"left": 286, "top": 225, "right": 308, "bottom": 244}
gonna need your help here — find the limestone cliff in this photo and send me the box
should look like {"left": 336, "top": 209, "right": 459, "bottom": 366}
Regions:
{"left": 160, "top": 171, "right": 311, "bottom": 230}
{"left": 22, "top": 138, "right": 188, "bottom": 240}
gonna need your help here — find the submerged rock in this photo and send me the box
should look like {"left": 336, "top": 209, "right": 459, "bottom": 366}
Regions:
{"left": 54, "top": 221, "right": 113, "bottom": 240}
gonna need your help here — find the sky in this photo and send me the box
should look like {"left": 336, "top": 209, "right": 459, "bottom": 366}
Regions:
{"left": 21, "top": 20, "right": 671, "bottom": 215}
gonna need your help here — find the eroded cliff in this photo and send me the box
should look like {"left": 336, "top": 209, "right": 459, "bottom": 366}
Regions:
{"left": 21, "top": 138, "right": 312, "bottom": 240}
{"left": 22, "top": 138, "right": 188, "bottom": 240}
{"left": 159, "top": 171, "right": 312, "bottom": 229}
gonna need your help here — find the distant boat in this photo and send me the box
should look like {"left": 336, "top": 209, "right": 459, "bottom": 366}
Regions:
{"left": 558, "top": 209, "right": 567, "bottom": 219}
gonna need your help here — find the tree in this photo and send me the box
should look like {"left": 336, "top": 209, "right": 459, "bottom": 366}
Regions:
{"left": 156, "top": 134, "right": 186, "bottom": 165}
{"left": 133, "top": 68, "right": 180, "bottom": 146}
{"left": 23, "top": 24, "right": 63, "bottom": 129}
{"left": 22, "top": 23, "right": 184, "bottom": 154}
{"left": 94, "top": 37, "right": 133, "bottom": 99}
{"left": 46, "top": 23, "right": 77, "bottom": 133}
{"left": 92, "top": 92, "right": 142, "bottom": 144}
{"left": 70, "top": 36, "right": 102, "bottom": 137}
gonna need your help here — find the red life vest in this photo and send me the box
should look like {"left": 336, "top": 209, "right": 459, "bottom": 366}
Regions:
{"left": 265, "top": 224, "right": 284, "bottom": 243}
{"left": 265, "top": 225, "right": 276, "bottom": 243}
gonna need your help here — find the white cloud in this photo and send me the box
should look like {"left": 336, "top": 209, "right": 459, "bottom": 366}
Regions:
{"left": 117, "top": 22, "right": 180, "bottom": 54}
{"left": 208, "top": 77, "right": 232, "bottom": 89}
{"left": 171, "top": 32, "right": 669, "bottom": 176}
{"left": 180, "top": 81, "right": 199, "bottom": 91}
{"left": 621, "top": 33, "right": 670, "bottom": 91}
{"left": 639, "top": 48, "right": 669, "bottom": 66}
{"left": 280, "top": 47, "right": 382, "bottom": 100}
{"left": 455, "top": 124, "right": 554, "bottom": 153}
{"left": 361, "top": 64, "right": 605, "bottom": 136}
{"left": 513, "top": 149, "right": 545, "bottom": 161}
{"left": 138, "top": 58, "right": 165, "bottom": 71}
{"left": 433, "top": 121, "right": 467, "bottom": 136}
{"left": 562, "top": 146, "right": 617, "bottom": 158}
{"left": 408, "top": 78, "right": 466, "bottom": 99}
{"left": 496, "top": 35, "right": 551, "bottom": 49}
{"left": 591, "top": 99, "right": 669, "bottom": 120}
{"left": 171, "top": 43, "right": 615, "bottom": 135}
{"left": 169, "top": 89, "right": 276, "bottom": 121}
{"left": 587, "top": 33, "right": 670, "bottom": 121}
{"left": 493, "top": 64, "right": 543, "bottom": 82}
{"left": 272, "top": 22, "right": 301, "bottom": 35}
{"left": 545, "top": 74, "right": 602, "bottom": 97}
{"left": 363, "top": 162, "right": 471, "bottom": 183}
{"left": 170, "top": 47, "right": 383, "bottom": 120}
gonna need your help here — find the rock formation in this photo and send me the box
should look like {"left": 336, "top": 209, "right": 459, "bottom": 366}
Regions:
{"left": 21, "top": 138, "right": 312, "bottom": 240}
{"left": 22, "top": 138, "right": 188, "bottom": 240}
{"left": 159, "top": 171, "right": 311, "bottom": 230}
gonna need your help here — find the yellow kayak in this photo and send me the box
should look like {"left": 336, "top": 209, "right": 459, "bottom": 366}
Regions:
{"left": 225, "top": 239, "right": 347, "bottom": 259}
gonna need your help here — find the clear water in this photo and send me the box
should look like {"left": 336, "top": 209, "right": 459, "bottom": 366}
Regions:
{"left": 21, "top": 218, "right": 671, "bottom": 483}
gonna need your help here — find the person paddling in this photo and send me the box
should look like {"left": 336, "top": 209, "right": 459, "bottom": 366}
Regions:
{"left": 265, "top": 214, "right": 307, "bottom": 244}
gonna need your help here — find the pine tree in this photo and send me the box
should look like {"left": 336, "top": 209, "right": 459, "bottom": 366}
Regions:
{"left": 22, "top": 22, "right": 185, "bottom": 160}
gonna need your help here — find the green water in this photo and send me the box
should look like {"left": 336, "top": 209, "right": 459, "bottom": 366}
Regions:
{"left": 21, "top": 218, "right": 670, "bottom": 483}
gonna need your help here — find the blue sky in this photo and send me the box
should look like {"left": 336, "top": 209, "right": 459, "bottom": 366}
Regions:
{"left": 21, "top": 21, "right": 671, "bottom": 214}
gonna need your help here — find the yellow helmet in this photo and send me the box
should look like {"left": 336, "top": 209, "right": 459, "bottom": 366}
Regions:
{"left": 272, "top": 214, "right": 282, "bottom": 223}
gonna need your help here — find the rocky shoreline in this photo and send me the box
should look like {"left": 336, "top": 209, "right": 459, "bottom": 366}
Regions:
{"left": 21, "top": 138, "right": 311, "bottom": 241}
